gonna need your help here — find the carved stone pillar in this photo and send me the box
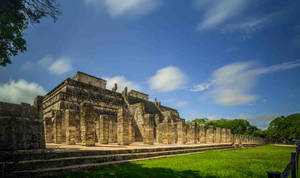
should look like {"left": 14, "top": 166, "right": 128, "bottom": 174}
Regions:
{"left": 206, "top": 125, "right": 214, "bottom": 144}
{"left": 117, "top": 107, "right": 130, "bottom": 145}
{"left": 65, "top": 110, "right": 80, "bottom": 145}
{"left": 98, "top": 115, "right": 109, "bottom": 144}
{"left": 53, "top": 110, "right": 63, "bottom": 144}
{"left": 177, "top": 120, "right": 186, "bottom": 144}
{"left": 215, "top": 127, "right": 221, "bottom": 143}
{"left": 44, "top": 117, "right": 53, "bottom": 143}
{"left": 108, "top": 116, "right": 117, "bottom": 143}
{"left": 80, "top": 103, "right": 96, "bottom": 146}
{"left": 188, "top": 122, "right": 197, "bottom": 144}
{"left": 221, "top": 128, "right": 227, "bottom": 143}
{"left": 143, "top": 114, "right": 154, "bottom": 144}
{"left": 199, "top": 124, "right": 206, "bottom": 144}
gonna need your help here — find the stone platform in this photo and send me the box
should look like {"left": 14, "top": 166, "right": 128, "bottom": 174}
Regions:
{"left": 0, "top": 143, "right": 261, "bottom": 177}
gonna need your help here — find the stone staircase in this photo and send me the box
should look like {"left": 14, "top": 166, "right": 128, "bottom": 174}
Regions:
{"left": 0, "top": 144, "right": 238, "bottom": 177}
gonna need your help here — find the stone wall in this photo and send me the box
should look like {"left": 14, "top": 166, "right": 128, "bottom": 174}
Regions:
{"left": 0, "top": 102, "right": 45, "bottom": 150}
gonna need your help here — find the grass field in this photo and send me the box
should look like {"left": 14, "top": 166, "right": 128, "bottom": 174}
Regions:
{"left": 63, "top": 145, "right": 298, "bottom": 178}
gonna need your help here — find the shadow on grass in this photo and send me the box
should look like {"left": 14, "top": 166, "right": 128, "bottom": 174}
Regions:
{"left": 60, "top": 162, "right": 219, "bottom": 178}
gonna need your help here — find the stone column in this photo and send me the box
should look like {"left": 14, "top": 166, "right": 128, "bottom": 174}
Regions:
{"left": 80, "top": 103, "right": 96, "bottom": 146}
{"left": 199, "top": 124, "right": 206, "bottom": 144}
{"left": 196, "top": 124, "right": 200, "bottom": 143}
{"left": 221, "top": 128, "right": 227, "bottom": 143}
{"left": 226, "top": 129, "right": 232, "bottom": 143}
{"left": 143, "top": 114, "right": 154, "bottom": 144}
{"left": 177, "top": 120, "right": 186, "bottom": 144}
{"left": 117, "top": 107, "right": 130, "bottom": 145}
{"left": 53, "top": 110, "right": 63, "bottom": 144}
{"left": 108, "top": 116, "right": 117, "bottom": 143}
{"left": 44, "top": 117, "right": 53, "bottom": 143}
{"left": 215, "top": 127, "right": 221, "bottom": 143}
{"left": 187, "top": 122, "right": 197, "bottom": 144}
{"left": 65, "top": 110, "right": 80, "bottom": 145}
{"left": 98, "top": 115, "right": 109, "bottom": 144}
{"left": 128, "top": 117, "right": 135, "bottom": 143}
{"left": 206, "top": 125, "right": 214, "bottom": 144}
{"left": 170, "top": 121, "right": 178, "bottom": 144}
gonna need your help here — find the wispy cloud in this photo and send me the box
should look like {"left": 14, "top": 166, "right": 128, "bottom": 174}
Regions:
{"left": 85, "top": 0, "right": 161, "bottom": 18}
{"left": 149, "top": 66, "right": 186, "bottom": 92}
{"left": 49, "top": 58, "right": 73, "bottom": 75}
{"left": 191, "top": 82, "right": 211, "bottom": 92}
{"left": 192, "top": 60, "right": 300, "bottom": 106}
{"left": 237, "top": 113, "right": 281, "bottom": 130}
{"left": 222, "top": 15, "right": 272, "bottom": 39}
{"left": 21, "top": 56, "right": 73, "bottom": 75}
{"left": 196, "top": 0, "right": 248, "bottom": 30}
{"left": 105, "top": 76, "right": 141, "bottom": 92}
{"left": 0, "top": 79, "right": 46, "bottom": 104}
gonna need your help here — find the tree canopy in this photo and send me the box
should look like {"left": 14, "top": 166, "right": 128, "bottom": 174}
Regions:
{"left": 266, "top": 114, "right": 300, "bottom": 143}
{"left": 0, "top": 0, "right": 61, "bottom": 66}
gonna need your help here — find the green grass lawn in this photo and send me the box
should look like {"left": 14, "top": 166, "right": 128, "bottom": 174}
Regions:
{"left": 63, "top": 145, "right": 298, "bottom": 178}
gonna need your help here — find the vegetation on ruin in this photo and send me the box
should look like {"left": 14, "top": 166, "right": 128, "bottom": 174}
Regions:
{"left": 0, "top": 0, "right": 61, "bottom": 66}
{"left": 192, "top": 113, "right": 300, "bottom": 143}
{"left": 62, "top": 145, "right": 297, "bottom": 178}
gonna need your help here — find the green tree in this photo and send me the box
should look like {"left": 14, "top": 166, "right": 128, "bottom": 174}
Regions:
{"left": 267, "top": 114, "right": 300, "bottom": 143}
{"left": 0, "top": 0, "right": 61, "bottom": 66}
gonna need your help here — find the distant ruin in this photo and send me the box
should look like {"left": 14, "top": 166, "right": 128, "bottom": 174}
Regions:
{"left": 38, "top": 71, "right": 264, "bottom": 146}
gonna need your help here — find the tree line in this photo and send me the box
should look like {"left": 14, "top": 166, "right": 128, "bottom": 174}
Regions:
{"left": 189, "top": 113, "right": 300, "bottom": 143}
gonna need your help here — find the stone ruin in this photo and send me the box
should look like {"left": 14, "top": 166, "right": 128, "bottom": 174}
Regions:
{"left": 0, "top": 71, "right": 265, "bottom": 151}
{"left": 0, "top": 101, "right": 45, "bottom": 150}
{"left": 37, "top": 71, "right": 265, "bottom": 147}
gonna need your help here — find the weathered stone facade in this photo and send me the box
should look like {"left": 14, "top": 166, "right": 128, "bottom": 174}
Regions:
{"left": 39, "top": 72, "right": 266, "bottom": 147}
{"left": 0, "top": 102, "right": 45, "bottom": 150}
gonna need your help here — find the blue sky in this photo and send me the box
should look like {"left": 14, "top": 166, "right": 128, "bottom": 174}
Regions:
{"left": 1, "top": 0, "right": 300, "bottom": 129}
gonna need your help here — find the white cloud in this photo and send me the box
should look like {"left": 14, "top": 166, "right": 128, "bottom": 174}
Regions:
{"left": 149, "top": 66, "right": 186, "bottom": 92}
{"left": 0, "top": 79, "right": 46, "bottom": 104}
{"left": 196, "top": 0, "right": 248, "bottom": 30}
{"left": 105, "top": 76, "right": 141, "bottom": 92}
{"left": 192, "top": 60, "right": 300, "bottom": 106}
{"left": 255, "top": 59, "right": 300, "bottom": 74}
{"left": 49, "top": 58, "right": 73, "bottom": 75}
{"left": 21, "top": 56, "right": 73, "bottom": 75}
{"left": 38, "top": 55, "right": 53, "bottom": 68}
{"left": 85, "top": 0, "right": 160, "bottom": 18}
{"left": 223, "top": 15, "right": 271, "bottom": 33}
{"left": 237, "top": 113, "right": 281, "bottom": 130}
{"left": 222, "top": 15, "right": 272, "bottom": 39}
{"left": 191, "top": 82, "right": 211, "bottom": 92}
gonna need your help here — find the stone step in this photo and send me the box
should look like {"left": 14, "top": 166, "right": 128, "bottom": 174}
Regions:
{"left": 0, "top": 144, "right": 233, "bottom": 162}
{"left": 10, "top": 150, "right": 209, "bottom": 178}
{"left": 5, "top": 145, "right": 233, "bottom": 172}
{"left": 4, "top": 145, "right": 235, "bottom": 177}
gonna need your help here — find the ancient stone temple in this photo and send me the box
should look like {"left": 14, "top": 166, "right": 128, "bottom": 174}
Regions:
{"left": 39, "top": 71, "right": 265, "bottom": 146}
